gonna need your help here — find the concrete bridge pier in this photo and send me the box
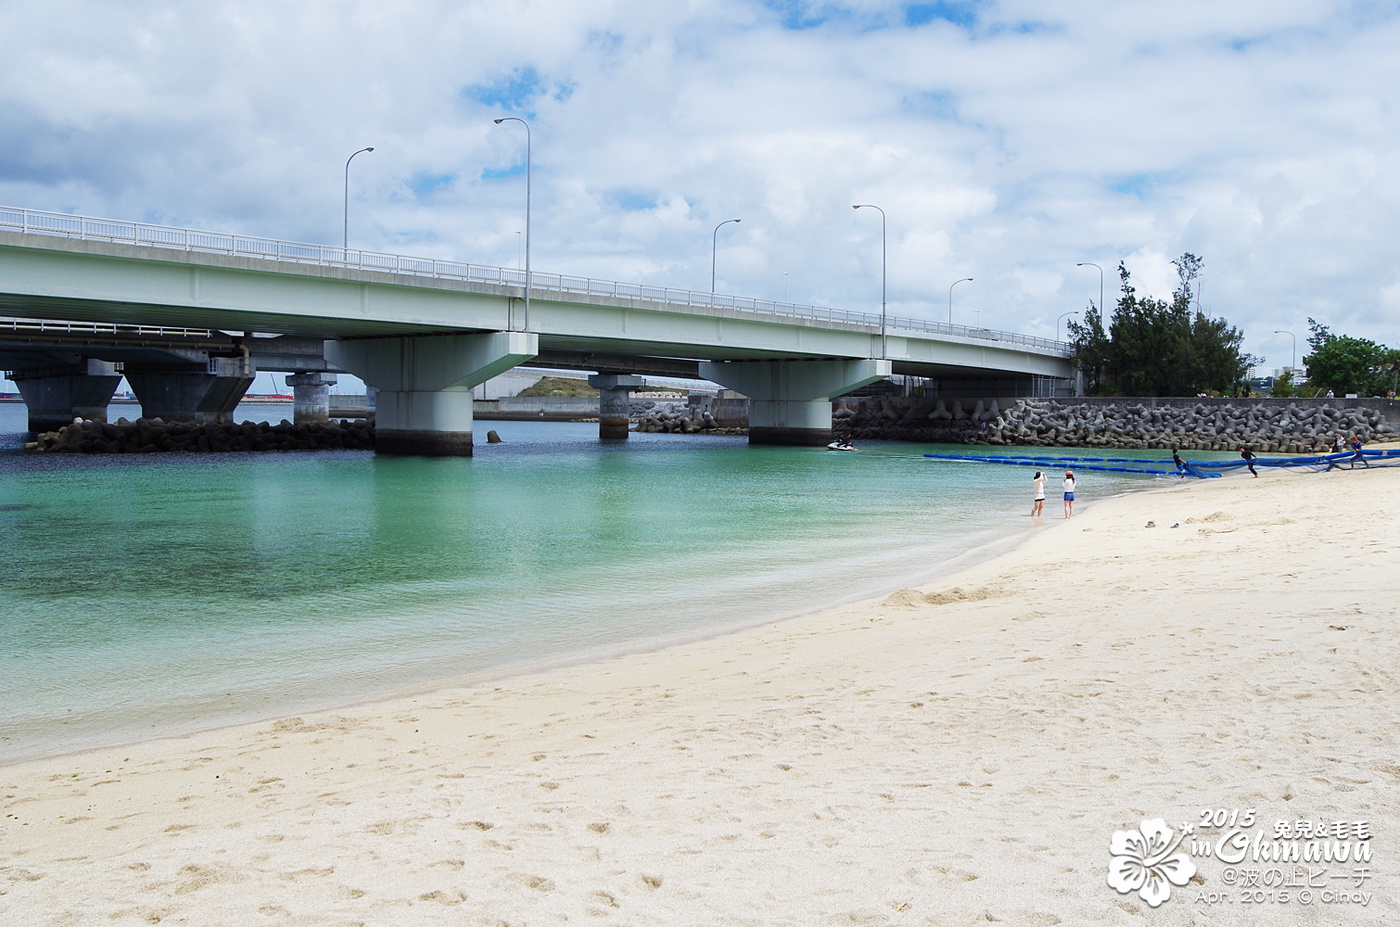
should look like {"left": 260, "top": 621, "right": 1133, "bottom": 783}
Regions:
{"left": 326, "top": 331, "right": 537, "bottom": 456}
{"left": 699, "top": 359, "right": 892, "bottom": 446}
{"left": 587, "top": 374, "right": 645, "bottom": 439}
{"left": 286, "top": 372, "right": 338, "bottom": 424}
{"left": 11, "top": 360, "right": 123, "bottom": 432}
{"left": 125, "top": 355, "right": 255, "bottom": 424}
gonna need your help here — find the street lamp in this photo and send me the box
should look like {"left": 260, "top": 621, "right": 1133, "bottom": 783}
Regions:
{"left": 948, "top": 277, "right": 972, "bottom": 324}
{"left": 344, "top": 146, "right": 374, "bottom": 251}
{"left": 852, "top": 204, "right": 886, "bottom": 358}
{"left": 711, "top": 218, "right": 741, "bottom": 293}
{"left": 1274, "top": 330, "right": 1297, "bottom": 374}
{"left": 1076, "top": 262, "right": 1104, "bottom": 316}
{"left": 494, "top": 117, "right": 532, "bottom": 332}
{"left": 1056, "top": 310, "right": 1078, "bottom": 343}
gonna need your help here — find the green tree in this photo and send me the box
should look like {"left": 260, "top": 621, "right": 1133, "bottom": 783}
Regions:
{"left": 1384, "top": 348, "right": 1400, "bottom": 396}
{"left": 1269, "top": 370, "right": 1295, "bottom": 398}
{"left": 1302, "top": 319, "right": 1390, "bottom": 396}
{"left": 1068, "top": 254, "right": 1255, "bottom": 396}
{"left": 1066, "top": 302, "right": 1111, "bottom": 394}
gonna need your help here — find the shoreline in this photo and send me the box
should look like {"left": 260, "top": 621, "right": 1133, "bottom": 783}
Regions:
{"left": 4, "top": 465, "right": 1397, "bottom": 924}
{"left": 0, "top": 475, "right": 1073, "bottom": 769}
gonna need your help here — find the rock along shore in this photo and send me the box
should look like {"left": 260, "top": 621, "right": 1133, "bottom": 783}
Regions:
{"left": 835, "top": 396, "right": 1396, "bottom": 452}
{"left": 24, "top": 417, "right": 375, "bottom": 454}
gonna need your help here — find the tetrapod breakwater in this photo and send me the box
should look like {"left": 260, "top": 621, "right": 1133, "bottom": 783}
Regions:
{"left": 834, "top": 396, "right": 1397, "bottom": 451}
{"left": 24, "top": 417, "right": 375, "bottom": 453}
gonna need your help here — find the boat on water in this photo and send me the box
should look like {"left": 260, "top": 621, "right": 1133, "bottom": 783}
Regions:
{"left": 827, "top": 440, "right": 858, "bottom": 451}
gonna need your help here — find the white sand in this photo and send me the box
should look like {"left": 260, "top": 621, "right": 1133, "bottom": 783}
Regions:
{"left": 3, "top": 465, "right": 1397, "bottom": 925}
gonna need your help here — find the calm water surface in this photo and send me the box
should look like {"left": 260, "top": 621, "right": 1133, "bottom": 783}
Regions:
{"left": 0, "top": 401, "right": 1168, "bottom": 762}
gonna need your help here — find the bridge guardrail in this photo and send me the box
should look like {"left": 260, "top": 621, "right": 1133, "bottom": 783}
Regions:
{"left": 1, "top": 205, "right": 1070, "bottom": 355}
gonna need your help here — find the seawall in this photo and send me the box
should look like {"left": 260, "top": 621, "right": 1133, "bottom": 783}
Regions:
{"left": 834, "top": 396, "right": 1398, "bottom": 451}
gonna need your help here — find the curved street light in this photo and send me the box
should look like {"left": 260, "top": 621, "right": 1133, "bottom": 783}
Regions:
{"left": 711, "top": 218, "right": 741, "bottom": 293}
{"left": 852, "top": 204, "right": 886, "bottom": 358}
{"left": 1056, "top": 310, "right": 1078, "bottom": 343}
{"left": 344, "top": 146, "right": 374, "bottom": 250}
{"left": 494, "top": 117, "right": 532, "bottom": 332}
{"left": 1076, "top": 262, "right": 1104, "bottom": 317}
{"left": 948, "top": 277, "right": 972, "bottom": 325}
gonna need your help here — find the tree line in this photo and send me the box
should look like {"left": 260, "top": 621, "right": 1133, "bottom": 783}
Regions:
{"left": 1068, "top": 254, "right": 1256, "bottom": 397}
{"left": 1299, "top": 320, "right": 1400, "bottom": 398}
{"left": 1066, "top": 254, "right": 1397, "bottom": 398}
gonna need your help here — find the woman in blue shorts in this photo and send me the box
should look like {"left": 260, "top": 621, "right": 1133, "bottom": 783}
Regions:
{"left": 1063, "top": 470, "right": 1076, "bottom": 519}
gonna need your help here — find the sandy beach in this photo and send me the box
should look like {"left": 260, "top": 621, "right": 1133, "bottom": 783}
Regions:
{"left": 2, "top": 463, "right": 1397, "bottom": 926}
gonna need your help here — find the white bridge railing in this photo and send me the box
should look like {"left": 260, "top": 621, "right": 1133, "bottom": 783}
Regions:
{"left": 1, "top": 205, "right": 1069, "bottom": 354}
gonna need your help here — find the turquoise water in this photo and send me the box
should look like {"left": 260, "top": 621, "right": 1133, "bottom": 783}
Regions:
{"left": 0, "top": 402, "right": 1165, "bottom": 762}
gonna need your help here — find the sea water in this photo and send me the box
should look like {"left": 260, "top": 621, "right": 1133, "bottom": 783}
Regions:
{"left": 0, "top": 402, "right": 1165, "bottom": 762}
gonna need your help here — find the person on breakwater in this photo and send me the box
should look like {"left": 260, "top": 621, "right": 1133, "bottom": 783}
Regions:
{"left": 1032, "top": 471, "right": 1046, "bottom": 517}
{"left": 1239, "top": 446, "right": 1258, "bottom": 477}
{"left": 1063, "top": 470, "right": 1076, "bottom": 519}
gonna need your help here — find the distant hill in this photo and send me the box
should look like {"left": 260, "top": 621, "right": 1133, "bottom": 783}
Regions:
{"left": 517, "top": 376, "right": 599, "bottom": 398}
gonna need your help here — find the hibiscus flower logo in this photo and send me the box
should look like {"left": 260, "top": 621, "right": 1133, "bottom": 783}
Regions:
{"left": 1107, "top": 818, "right": 1196, "bottom": 907}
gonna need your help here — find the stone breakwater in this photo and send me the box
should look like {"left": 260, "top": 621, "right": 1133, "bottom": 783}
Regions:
{"left": 24, "top": 417, "right": 375, "bottom": 453}
{"left": 834, "top": 397, "right": 1396, "bottom": 451}
{"left": 632, "top": 401, "right": 746, "bottom": 436}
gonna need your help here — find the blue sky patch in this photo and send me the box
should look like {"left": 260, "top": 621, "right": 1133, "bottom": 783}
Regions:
{"left": 905, "top": 2, "right": 977, "bottom": 28}
{"left": 762, "top": 0, "right": 838, "bottom": 30}
{"left": 464, "top": 67, "right": 544, "bottom": 112}
{"left": 1112, "top": 174, "right": 1152, "bottom": 197}
{"left": 611, "top": 192, "right": 657, "bottom": 211}
{"left": 409, "top": 172, "right": 455, "bottom": 197}
{"left": 482, "top": 164, "right": 526, "bottom": 181}
{"left": 903, "top": 89, "right": 958, "bottom": 120}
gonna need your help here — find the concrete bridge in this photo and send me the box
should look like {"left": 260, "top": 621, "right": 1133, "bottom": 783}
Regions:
{"left": 0, "top": 206, "right": 1072, "bottom": 454}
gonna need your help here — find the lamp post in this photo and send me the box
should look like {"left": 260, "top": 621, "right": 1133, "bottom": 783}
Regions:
{"left": 711, "top": 218, "right": 741, "bottom": 293}
{"left": 343, "top": 146, "right": 374, "bottom": 251}
{"left": 1056, "top": 310, "right": 1078, "bottom": 343}
{"left": 494, "top": 117, "right": 532, "bottom": 332}
{"left": 1076, "top": 262, "right": 1104, "bottom": 316}
{"left": 852, "top": 204, "right": 886, "bottom": 358}
{"left": 783, "top": 271, "right": 789, "bottom": 302}
{"left": 1274, "top": 329, "right": 1297, "bottom": 375}
{"left": 948, "top": 277, "right": 972, "bottom": 325}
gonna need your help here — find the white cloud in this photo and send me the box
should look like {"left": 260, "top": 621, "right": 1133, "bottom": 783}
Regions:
{"left": 2, "top": 0, "right": 1400, "bottom": 384}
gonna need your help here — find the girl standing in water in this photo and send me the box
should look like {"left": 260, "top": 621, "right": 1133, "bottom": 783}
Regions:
{"left": 1063, "top": 470, "right": 1077, "bottom": 519}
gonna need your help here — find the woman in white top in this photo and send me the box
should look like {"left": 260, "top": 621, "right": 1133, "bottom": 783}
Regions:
{"left": 1063, "top": 470, "right": 1076, "bottom": 519}
{"left": 1032, "top": 471, "right": 1046, "bottom": 517}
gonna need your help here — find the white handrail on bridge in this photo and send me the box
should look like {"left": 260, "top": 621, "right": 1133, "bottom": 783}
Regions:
{"left": 0, "top": 205, "right": 1070, "bottom": 354}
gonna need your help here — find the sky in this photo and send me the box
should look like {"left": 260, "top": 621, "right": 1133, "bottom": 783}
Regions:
{"left": 4, "top": 0, "right": 1400, "bottom": 392}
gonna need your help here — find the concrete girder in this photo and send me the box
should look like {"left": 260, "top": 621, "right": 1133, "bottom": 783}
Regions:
{"left": 11, "top": 359, "right": 122, "bottom": 432}
{"left": 326, "top": 331, "right": 538, "bottom": 456}
{"left": 700, "top": 358, "right": 891, "bottom": 446}
{"left": 124, "top": 354, "right": 255, "bottom": 424}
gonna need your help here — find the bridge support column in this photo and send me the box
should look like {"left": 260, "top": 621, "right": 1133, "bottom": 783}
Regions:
{"left": 11, "top": 360, "right": 123, "bottom": 432}
{"left": 286, "top": 372, "right": 338, "bottom": 424}
{"left": 125, "top": 355, "right": 255, "bottom": 424}
{"left": 587, "top": 374, "right": 645, "bottom": 439}
{"left": 326, "top": 332, "right": 537, "bottom": 456}
{"left": 699, "top": 359, "right": 891, "bottom": 446}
